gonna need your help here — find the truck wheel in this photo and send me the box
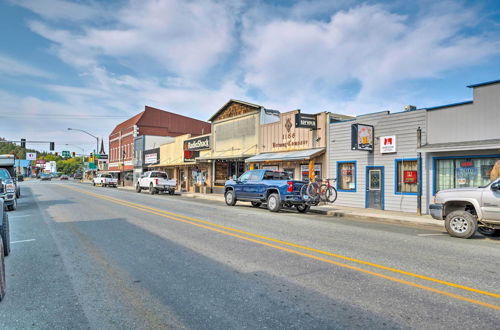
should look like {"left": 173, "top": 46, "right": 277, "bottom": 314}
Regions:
{"left": 225, "top": 190, "right": 237, "bottom": 206}
{"left": 445, "top": 210, "right": 477, "bottom": 239}
{"left": 0, "top": 237, "right": 5, "bottom": 302}
{"left": 478, "top": 227, "right": 500, "bottom": 237}
{"left": 0, "top": 213, "right": 10, "bottom": 256}
{"left": 92, "top": 181, "right": 96, "bottom": 186}
{"left": 267, "top": 193, "right": 281, "bottom": 212}
{"left": 136, "top": 184, "right": 142, "bottom": 193}
{"left": 251, "top": 202, "right": 262, "bottom": 208}
{"left": 169, "top": 189, "right": 175, "bottom": 195}
{"left": 149, "top": 183, "right": 156, "bottom": 195}
{"left": 16, "top": 189, "right": 20, "bottom": 199}
{"left": 296, "top": 204, "right": 310, "bottom": 213}
{"left": 7, "top": 199, "right": 17, "bottom": 212}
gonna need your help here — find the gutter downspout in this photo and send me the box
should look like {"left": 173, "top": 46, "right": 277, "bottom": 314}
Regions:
{"left": 417, "top": 126, "right": 422, "bottom": 216}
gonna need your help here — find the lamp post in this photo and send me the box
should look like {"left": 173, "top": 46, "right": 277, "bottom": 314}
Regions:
{"left": 67, "top": 128, "right": 99, "bottom": 155}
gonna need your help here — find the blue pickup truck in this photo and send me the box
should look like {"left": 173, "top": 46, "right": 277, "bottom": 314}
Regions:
{"left": 224, "top": 169, "right": 310, "bottom": 213}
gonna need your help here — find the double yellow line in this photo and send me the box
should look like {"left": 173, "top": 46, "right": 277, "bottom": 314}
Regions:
{"left": 61, "top": 184, "right": 500, "bottom": 311}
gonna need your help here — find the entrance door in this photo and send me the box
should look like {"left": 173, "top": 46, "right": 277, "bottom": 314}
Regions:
{"left": 366, "top": 166, "right": 384, "bottom": 210}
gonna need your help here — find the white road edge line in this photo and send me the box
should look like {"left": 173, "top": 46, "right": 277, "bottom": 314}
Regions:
{"left": 417, "top": 233, "right": 448, "bottom": 237}
{"left": 9, "top": 214, "right": 32, "bottom": 218}
{"left": 11, "top": 239, "right": 36, "bottom": 244}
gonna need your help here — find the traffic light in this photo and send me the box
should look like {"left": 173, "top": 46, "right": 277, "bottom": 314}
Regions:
{"left": 55, "top": 152, "right": 59, "bottom": 156}
{"left": 21, "top": 138, "right": 26, "bottom": 148}
{"left": 50, "top": 142, "right": 55, "bottom": 151}
{"left": 72, "top": 152, "right": 76, "bottom": 157}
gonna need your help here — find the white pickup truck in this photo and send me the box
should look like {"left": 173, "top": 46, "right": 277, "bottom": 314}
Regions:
{"left": 136, "top": 171, "right": 176, "bottom": 195}
{"left": 430, "top": 178, "right": 500, "bottom": 238}
{"left": 93, "top": 174, "right": 118, "bottom": 188}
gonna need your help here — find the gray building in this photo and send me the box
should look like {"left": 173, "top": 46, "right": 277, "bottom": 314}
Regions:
{"left": 419, "top": 80, "right": 500, "bottom": 210}
{"left": 328, "top": 79, "right": 500, "bottom": 214}
{"left": 328, "top": 108, "right": 427, "bottom": 213}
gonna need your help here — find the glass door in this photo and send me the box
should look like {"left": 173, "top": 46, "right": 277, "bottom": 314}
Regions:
{"left": 366, "top": 166, "right": 384, "bottom": 209}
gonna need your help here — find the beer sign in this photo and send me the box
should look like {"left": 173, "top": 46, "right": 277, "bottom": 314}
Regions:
{"left": 351, "top": 124, "right": 374, "bottom": 151}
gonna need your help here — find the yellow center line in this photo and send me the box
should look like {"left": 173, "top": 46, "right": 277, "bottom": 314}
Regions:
{"left": 60, "top": 184, "right": 500, "bottom": 310}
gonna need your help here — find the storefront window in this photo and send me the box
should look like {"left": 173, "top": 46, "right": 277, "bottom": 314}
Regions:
{"left": 300, "top": 164, "right": 322, "bottom": 181}
{"left": 337, "top": 162, "right": 356, "bottom": 191}
{"left": 396, "top": 160, "right": 418, "bottom": 193}
{"left": 435, "top": 157, "right": 500, "bottom": 193}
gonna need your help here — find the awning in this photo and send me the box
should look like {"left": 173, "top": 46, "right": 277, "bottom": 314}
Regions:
{"left": 245, "top": 148, "right": 325, "bottom": 163}
{"left": 417, "top": 139, "right": 500, "bottom": 153}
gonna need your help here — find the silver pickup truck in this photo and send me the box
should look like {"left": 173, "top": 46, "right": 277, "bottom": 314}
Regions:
{"left": 429, "top": 178, "right": 500, "bottom": 238}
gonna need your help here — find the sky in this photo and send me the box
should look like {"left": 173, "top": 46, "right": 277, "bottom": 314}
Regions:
{"left": 0, "top": 0, "right": 499, "bottom": 154}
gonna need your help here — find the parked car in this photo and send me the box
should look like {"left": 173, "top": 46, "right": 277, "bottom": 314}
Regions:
{"left": 0, "top": 169, "right": 17, "bottom": 211}
{"left": 93, "top": 173, "right": 118, "bottom": 187}
{"left": 40, "top": 173, "right": 51, "bottom": 181}
{"left": 0, "top": 198, "right": 8, "bottom": 301}
{"left": 60, "top": 175, "right": 69, "bottom": 180}
{"left": 0, "top": 199, "right": 10, "bottom": 257}
{"left": 430, "top": 178, "right": 500, "bottom": 238}
{"left": 136, "top": 171, "right": 176, "bottom": 195}
{"left": 73, "top": 171, "right": 83, "bottom": 180}
{"left": 224, "top": 169, "right": 310, "bottom": 213}
{"left": 0, "top": 155, "right": 20, "bottom": 199}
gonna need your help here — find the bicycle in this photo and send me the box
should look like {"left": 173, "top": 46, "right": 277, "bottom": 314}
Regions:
{"left": 300, "top": 178, "right": 337, "bottom": 203}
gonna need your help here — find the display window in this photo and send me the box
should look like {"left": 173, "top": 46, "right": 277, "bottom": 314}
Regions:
{"left": 435, "top": 156, "right": 500, "bottom": 193}
{"left": 337, "top": 162, "right": 356, "bottom": 191}
{"left": 395, "top": 159, "right": 418, "bottom": 194}
{"left": 300, "top": 164, "right": 321, "bottom": 181}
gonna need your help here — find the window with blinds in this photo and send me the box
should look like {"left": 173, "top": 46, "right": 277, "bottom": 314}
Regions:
{"left": 337, "top": 162, "right": 356, "bottom": 191}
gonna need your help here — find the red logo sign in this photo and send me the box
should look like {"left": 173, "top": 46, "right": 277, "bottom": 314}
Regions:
{"left": 404, "top": 171, "right": 417, "bottom": 184}
{"left": 384, "top": 137, "right": 393, "bottom": 145}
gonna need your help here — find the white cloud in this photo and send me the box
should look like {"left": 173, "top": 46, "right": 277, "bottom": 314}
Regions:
{"left": 0, "top": 54, "right": 53, "bottom": 78}
{"left": 10, "top": 0, "right": 102, "bottom": 21}
{"left": 241, "top": 2, "right": 500, "bottom": 113}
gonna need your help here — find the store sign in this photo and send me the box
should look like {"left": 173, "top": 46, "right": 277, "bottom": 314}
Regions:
{"left": 186, "top": 136, "right": 210, "bottom": 151}
{"left": 26, "top": 152, "right": 37, "bottom": 161}
{"left": 295, "top": 113, "right": 317, "bottom": 129}
{"left": 144, "top": 148, "right": 159, "bottom": 165}
{"left": 351, "top": 124, "right": 374, "bottom": 151}
{"left": 380, "top": 135, "right": 396, "bottom": 154}
{"left": 36, "top": 159, "right": 46, "bottom": 165}
{"left": 403, "top": 170, "right": 417, "bottom": 183}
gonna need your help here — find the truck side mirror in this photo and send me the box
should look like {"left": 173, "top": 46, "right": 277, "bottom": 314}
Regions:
{"left": 491, "top": 182, "right": 500, "bottom": 191}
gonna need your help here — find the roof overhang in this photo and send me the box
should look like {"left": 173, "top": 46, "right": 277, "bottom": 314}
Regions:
{"left": 245, "top": 148, "right": 325, "bottom": 163}
{"left": 417, "top": 139, "right": 500, "bottom": 153}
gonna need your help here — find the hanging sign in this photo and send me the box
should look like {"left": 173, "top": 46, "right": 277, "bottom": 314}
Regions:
{"left": 380, "top": 135, "right": 396, "bottom": 153}
{"left": 351, "top": 124, "right": 374, "bottom": 151}
{"left": 295, "top": 113, "right": 317, "bottom": 129}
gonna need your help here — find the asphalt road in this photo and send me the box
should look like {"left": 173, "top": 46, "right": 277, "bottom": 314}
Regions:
{"left": 0, "top": 180, "right": 499, "bottom": 329}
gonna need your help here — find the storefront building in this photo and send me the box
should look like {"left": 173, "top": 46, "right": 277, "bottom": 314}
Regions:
{"left": 197, "top": 99, "right": 278, "bottom": 194}
{"left": 246, "top": 110, "right": 328, "bottom": 181}
{"left": 133, "top": 135, "right": 174, "bottom": 185}
{"left": 419, "top": 80, "right": 500, "bottom": 209}
{"left": 153, "top": 134, "right": 212, "bottom": 193}
{"left": 328, "top": 108, "right": 428, "bottom": 213}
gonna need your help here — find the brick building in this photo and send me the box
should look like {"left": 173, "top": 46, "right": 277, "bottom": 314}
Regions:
{"left": 108, "top": 106, "right": 211, "bottom": 184}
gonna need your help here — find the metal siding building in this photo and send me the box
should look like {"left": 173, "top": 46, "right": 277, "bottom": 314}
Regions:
{"left": 328, "top": 109, "right": 427, "bottom": 213}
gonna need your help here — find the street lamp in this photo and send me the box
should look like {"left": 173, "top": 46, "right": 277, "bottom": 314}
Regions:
{"left": 67, "top": 128, "right": 99, "bottom": 155}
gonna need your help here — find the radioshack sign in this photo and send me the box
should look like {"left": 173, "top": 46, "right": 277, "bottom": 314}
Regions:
{"left": 380, "top": 135, "right": 396, "bottom": 154}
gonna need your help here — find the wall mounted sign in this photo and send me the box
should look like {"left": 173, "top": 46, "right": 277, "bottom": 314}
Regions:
{"left": 185, "top": 135, "right": 210, "bottom": 151}
{"left": 403, "top": 170, "right": 417, "bottom": 183}
{"left": 295, "top": 113, "right": 317, "bottom": 129}
{"left": 144, "top": 148, "right": 160, "bottom": 165}
{"left": 26, "top": 152, "right": 37, "bottom": 161}
{"left": 380, "top": 135, "right": 396, "bottom": 153}
{"left": 351, "top": 124, "right": 374, "bottom": 151}
{"left": 184, "top": 141, "right": 199, "bottom": 162}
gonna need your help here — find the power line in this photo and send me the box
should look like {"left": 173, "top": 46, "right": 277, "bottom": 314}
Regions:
{"left": 0, "top": 113, "right": 129, "bottom": 119}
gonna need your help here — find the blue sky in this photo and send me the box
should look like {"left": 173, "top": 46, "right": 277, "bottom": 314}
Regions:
{"left": 1, "top": 0, "right": 499, "bottom": 153}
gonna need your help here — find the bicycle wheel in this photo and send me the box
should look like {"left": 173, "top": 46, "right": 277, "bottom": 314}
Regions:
{"left": 319, "top": 184, "right": 329, "bottom": 202}
{"left": 326, "top": 187, "right": 338, "bottom": 203}
{"left": 307, "top": 183, "right": 318, "bottom": 197}
{"left": 300, "top": 184, "right": 309, "bottom": 198}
